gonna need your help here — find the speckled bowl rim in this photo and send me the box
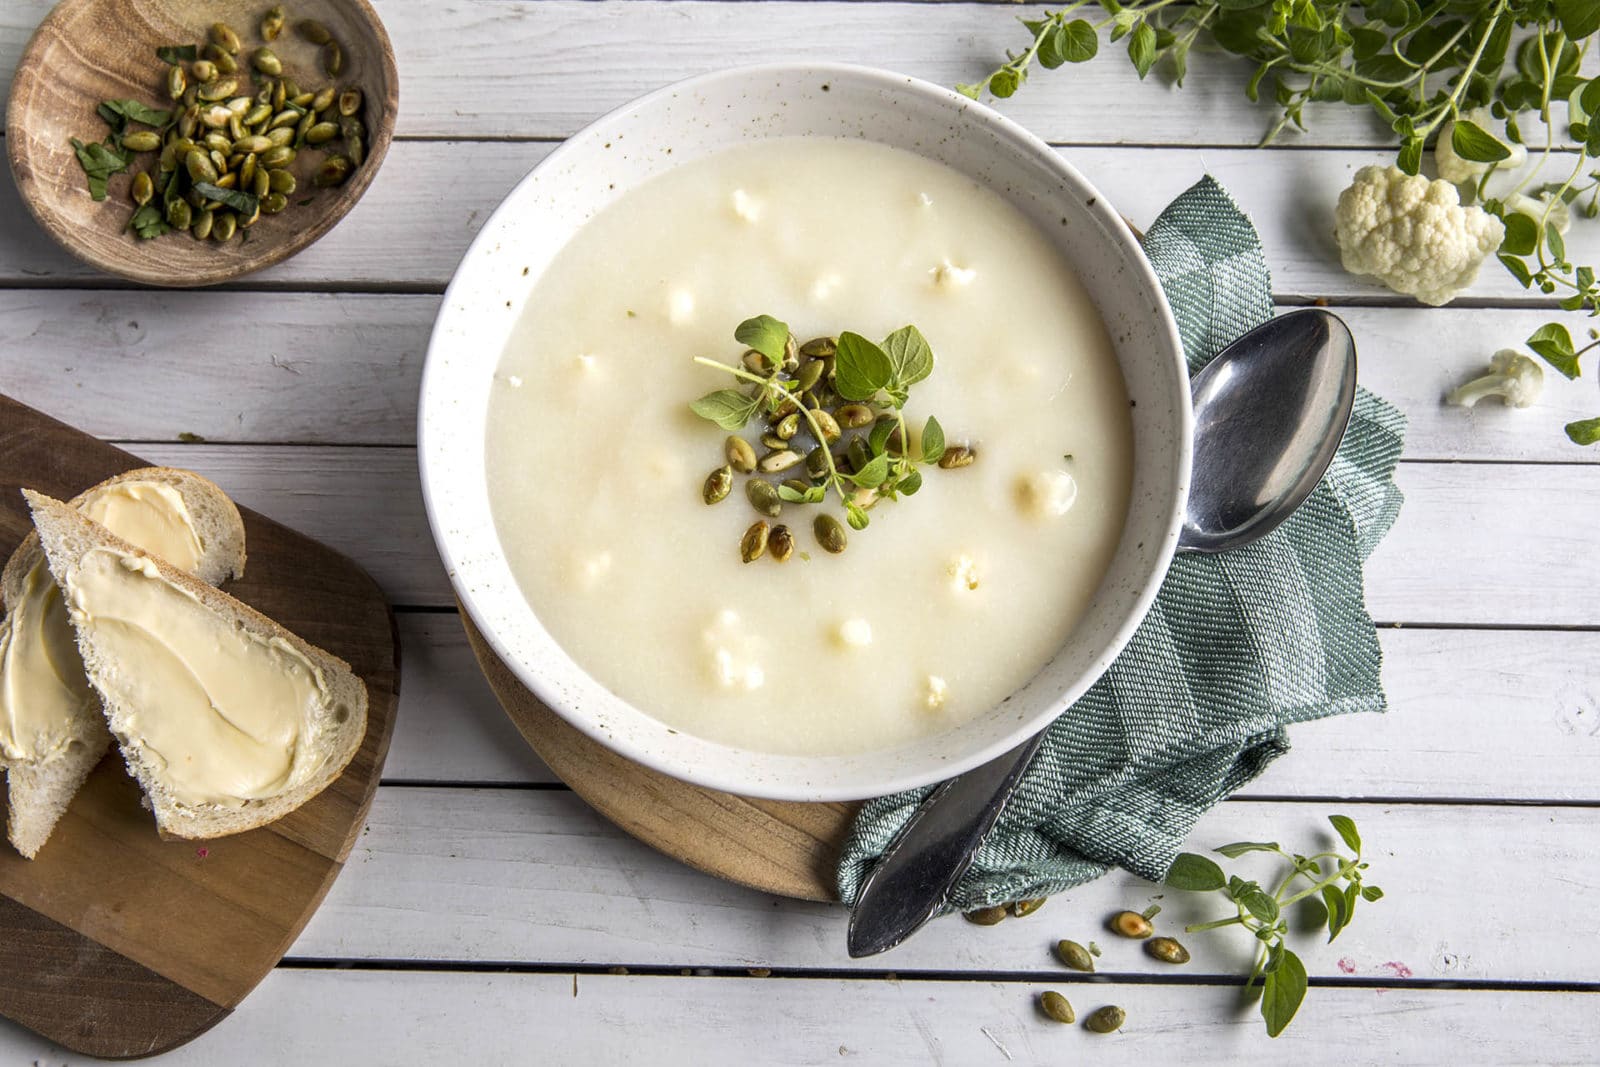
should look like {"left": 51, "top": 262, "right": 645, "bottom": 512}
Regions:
{"left": 420, "top": 63, "right": 1191, "bottom": 802}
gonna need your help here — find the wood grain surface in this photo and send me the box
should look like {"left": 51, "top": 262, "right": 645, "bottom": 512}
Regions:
{"left": 5, "top": 0, "right": 397, "bottom": 286}
{"left": 0, "top": 394, "right": 400, "bottom": 1058}
{"left": 462, "top": 611, "right": 854, "bottom": 903}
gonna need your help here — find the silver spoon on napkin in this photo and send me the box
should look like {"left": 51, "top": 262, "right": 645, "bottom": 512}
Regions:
{"left": 847, "top": 308, "right": 1358, "bottom": 958}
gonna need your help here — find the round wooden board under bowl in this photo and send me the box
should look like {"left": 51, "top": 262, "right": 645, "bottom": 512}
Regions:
{"left": 461, "top": 611, "right": 859, "bottom": 903}
{"left": 6, "top": 0, "right": 397, "bottom": 286}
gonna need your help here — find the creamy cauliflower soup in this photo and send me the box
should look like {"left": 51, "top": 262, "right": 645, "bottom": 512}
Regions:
{"left": 486, "top": 138, "right": 1132, "bottom": 757}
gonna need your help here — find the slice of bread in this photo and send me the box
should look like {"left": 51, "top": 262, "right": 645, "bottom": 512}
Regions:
{"left": 25, "top": 490, "right": 368, "bottom": 841}
{"left": 1, "top": 468, "right": 246, "bottom": 858}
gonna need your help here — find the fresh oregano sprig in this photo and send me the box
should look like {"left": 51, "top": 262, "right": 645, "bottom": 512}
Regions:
{"left": 962, "top": 0, "right": 1600, "bottom": 444}
{"left": 691, "top": 314, "right": 949, "bottom": 533}
{"left": 1164, "top": 814, "right": 1384, "bottom": 1037}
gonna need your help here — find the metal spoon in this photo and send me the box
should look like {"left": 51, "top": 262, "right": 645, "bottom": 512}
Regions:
{"left": 846, "top": 308, "right": 1358, "bottom": 958}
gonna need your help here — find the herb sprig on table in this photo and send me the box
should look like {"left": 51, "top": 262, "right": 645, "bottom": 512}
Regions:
{"left": 691, "top": 315, "right": 969, "bottom": 561}
{"left": 959, "top": 0, "right": 1600, "bottom": 443}
{"left": 1165, "top": 814, "right": 1384, "bottom": 1037}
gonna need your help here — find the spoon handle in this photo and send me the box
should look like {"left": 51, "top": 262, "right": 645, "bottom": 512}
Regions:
{"left": 846, "top": 732, "right": 1047, "bottom": 957}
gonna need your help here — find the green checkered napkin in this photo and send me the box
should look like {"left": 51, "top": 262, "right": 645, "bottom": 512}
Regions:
{"left": 837, "top": 177, "right": 1408, "bottom": 910}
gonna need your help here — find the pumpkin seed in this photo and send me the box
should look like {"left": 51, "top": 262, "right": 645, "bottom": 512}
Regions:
{"left": 244, "top": 102, "right": 272, "bottom": 127}
{"left": 1056, "top": 940, "right": 1095, "bottom": 973}
{"left": 759, "top": 449, "right": 801, "bottom": 473}
{"left": 260, "top": 192, "right": 288, "bottom": 214}
{"left": 1039, "top": 992, "right": 1075, "bottom": 1025}
{"left": 775, "top": 412, "right": 800, "bottom": 440}
{"left": 781, "top": 334, "right": 799, "bottom": 370}
{"left": 340, "top": 114, "right": 366, "bottom": 141}
{"left": 283, "top": 77, "right": 303, "bottom": 99}
{"left": 203, "top": 44, "right": 238, "bottom": 76}
{"left": 324, "top": 40, "right": 344, "bottom": 77}
{"left": 811, "top": 409, "right": 842, "bottom": 442}
{"left": 252, "top": 48, "right": 283, "bottom": 76}
{"left": 209, "top": 22, "right": 241, "bottom": 54}
{"left": 768, "top": 524, "right": 795, "bottom": 563}
{"left": 197, "top": 77, "right": 237, "bottom": 102}
{"left": 740, "top": 521, "right": 769, "bottom": 563}
{"left": 836, "top": 403, "right": 874, "bottom": 429}
{"left": 166, "top": 64, "right": 187, "bottom": 99}
{"left": 312, "top": 155, "right": 351, "bottom": 186}
{"left": 129, "top": 171, "right": 154, "bottom": 205}
{"left": 260, "top": 5, "right": 286, "bottom": 41}
{"left": 269, "top": 108, "right": 302, "bottom": 131}
{"left": 295, "top": 108, "right": 316, "bottom": 143}
{"left": 346, "top": 131, "right": 366, "bottom": 167}
{"left": 210, "top": 171, "right": 237, "bottom": 191}
{"left": 267, "top": 168, "right": 296, "bottom": 194}
{"left": 191, "top": 60, "right": 219, "bottom": 84}
{"left": 799, "top": 336, "right": 838, "bottom": 359}
{"left": 759, "top": 432, "right": 787, "bottom": 451}
{"left": 306, "top": 121, "right": 340, "bottom": 145}
{"left": 190, "top": 207, "right": 214, "bottom": 240}
{"left": 772, "top": 397, "right": 799, "bottom": 419}
{"left": 229, "top": 134, "right": 269, "bottom": 156}
{"left": 311, "top": 87, "right": 336, "bottom": 113}
{"left": 338, "top": 87, "right": 363, "bottom": 116}
{"left": 295, "top": 18, "right": 332, "bottom": 45}
{"left": 845, "top": 437, "right": 869, "bottom": 473}
{"left": 1108, "top": 911, "right": 1153, "bottom": 939}
{"left": 121, "top": 130, "right": 161, "bottom": 152}
{"left": 165, "top": 197, "right": 192, "bottom": 230}
{"left": 1145, "top": 937, "right": 1190, "bottom": 964}
{"left": 814, "top": 514, "right": 848, "bottom": 554}
{"left": 177, "top": 105, "right": 199, "bottom": 138}
{"left": 1011, "top": 898, "right": 1047, "bottom": 918}
{"left": 850, "top": 486, "right": 878, "bottom": 509}
{"left": 801, "top": 390, "right": 822, "bottom": 411}
{"left": 212, "top": 210, "right": 237, "bottom": 241}
{"left": 805, "top": 446, "right": 830, "bottom": 480}
{"left": 962, "top": 905, "right": 1006, "bottom": 926}
{"left": 250, "top": 166, "right": 270, "bottom": 199}
{"left": 1084, "top": 1006, "right": 1125, "bottom": 1034}
{"left": 261, "top": 145, "right": 297, "bottom": 169}
{"left": 266, "top": 126, "right": 296, "bottom": 147}
{"left": 746, "top": 479, "right": 782, "bottom": 518}
{"left": 938, "top": 446, "right": 976, "bottom": 469}
{"left": 202, "top": 131, "right": 232, "bottom": 154}
{"left": 199, "top": 104, "right": 232, "bottom": 129}
{"left": 741, "top": 349, "right": 771, "bottom": 374}
{"left": 725, "top": 435, "right": 757, "bottom": 474}
{"left": 781, "top": 478, "right": 812, "bottom": 499}
{"left": 703, "top": 465, "right": 733, "bottom": 505}
{"left": 271, "top": 77, "right": 287, "bottom": 110}
{"left": 237, "top": 201, "right": 261, "bottom": 229}
{"left": 796, "top": 359, "right": 824, "bottom": 393}
{"left": 184, "top": 148, "right": 218, "bottom": 184}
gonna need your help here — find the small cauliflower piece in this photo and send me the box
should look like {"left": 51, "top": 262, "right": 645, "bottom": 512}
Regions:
{"left": 1015, "top": 469, "right": 1078, "bottom": 519}
{"left": 1505, "top": 191, "right": 1571, "bottom": 237}
{"left": 731, "top": 188, "right": 763, "bottom": 224}
{"left": 1435, "top": 107, "right": 1527, "bottom": 186}
{"left": 947, "top": 554, "right": 980, "bottom": 592}
{"left": 930, "top": 259, "right": 977, "bottom": 287}
{"left": 702, "top": 610, "right": 765, "bottom": 692}
{"left": 835, "top": 618, "right": 873, "bottom": 649}
{"left": 810, "top": 273, "right": 842, "bottom": 302}
{"left": 569, "top": 550, "right": 612, "bottom": 591}
{"left": 1334, "top": 165, "right": 1505, "bottom": 306}
{"left": 1445, "top": 349, "right": 1544, "bottom": 409}
{"left": 923, "top": 675, "right": 948, "bottom": 711}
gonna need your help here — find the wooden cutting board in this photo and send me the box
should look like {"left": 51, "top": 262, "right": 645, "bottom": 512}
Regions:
{"left": 0, "top": 394, "right": 400, "bottom": 1059}
{"left": 461, "top": 614, "right": 855, "bottom": 903}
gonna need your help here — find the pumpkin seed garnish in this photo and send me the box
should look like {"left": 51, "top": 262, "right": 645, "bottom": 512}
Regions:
{"left": 1056, "top": 940, "right": 1095, "bottom": 973}
{"left": 129, "top": 171, "right": 154, "bottom": 206}
{"left": 746, "top": 479, "right": 782, "bottom": 518}
{"left": 295, "top": 18, "right": 333, "bottom": 45}
{"left": 836, "top": 403, "right": 874, "bottom": 429}
{"left": 1146, "top": 937, "right": 1190, "bottom": 964}
{"left": 739, "top": 521, "right": 770, "bottom": 563}
{"left": 938, "top": 445, "right": 976, "bottom": 469}
{"left": 166, "top": 64, "right": 187, "bottom": 100}
{"left": 1011, "top": 898, "right": 1047, "bottom": 918}
{"left": 962, "top": 905, "right": 1007, "bottom": 926}
{"left": 796, "top": 359, "right": 825, "bottom": 393}
{"left": 121, "top": 130, "right": 161, "bottom": 153}
{"left": 702, "top": 465, "right": 733, "bottom": 505}
{"left": 209, "top": 22, "right": 242, "bottom": 54}
{"left": 814, "top": 513, "right": 848, "bottom": 554}
{"left": 759, "top": 449, "right": 801, "bottom": 473}
{"left": 774, "top": 412, "right": 800, "bottom": 440}
{"left": 768, "top": 524, "right": 795, "bottom": 562}
{"left": 1109, "top": 911, "right": 1154, "bottom": 939}
{"left": 252, "top": 48, "right": 283, "bottom": 76}
{"left": 725, "top": 435, "right": 757, "bottom": 473}
{"left": 1039, "top": 991, "right": 1075, "bottom": 1025}
{"left": 259, "top": 6, "right": 286, "bottom": 41}
{"left": 1084, "top": 1006, "right": 1126, "bottom": 1034}
{"left": 759, "top": 432, "right": 788, "bottom": 451}
{"left": 799, "top": 336, "right": 838, "bottom": 359}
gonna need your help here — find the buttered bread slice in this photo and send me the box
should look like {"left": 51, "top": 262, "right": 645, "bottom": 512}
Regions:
{"left": 0, "top": 469, "right": 247, "bottom": 858}
{"left": 24, "top": 490, "right": 367, "bottom": 841}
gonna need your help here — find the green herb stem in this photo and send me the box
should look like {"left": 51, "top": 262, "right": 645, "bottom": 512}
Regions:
{"left": 693, "top": 355, "right": 851, "bottom": 499}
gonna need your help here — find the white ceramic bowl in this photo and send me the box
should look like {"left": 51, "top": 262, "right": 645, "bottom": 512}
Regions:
{"left": 420, "top": 63, "right": 1190, "bottom": 802}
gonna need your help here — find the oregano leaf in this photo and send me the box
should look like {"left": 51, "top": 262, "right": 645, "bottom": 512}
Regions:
{"left": 734, "top": 314, "right": 790, "bottom": 362}
{"left": 1165, "top": 852, "right": 1226, "bottom": 892}
{"left": 1328, "top": 814, "right": 1362, "bottom": 854}
{"left": 1261, "top": 949, "right": 1307, "bottom": 1037}
{"left": 834, "top": 332, "right": 893, "bottom": 401}
{"left": 690, "top": 389, "right": 761, "bottom": 430}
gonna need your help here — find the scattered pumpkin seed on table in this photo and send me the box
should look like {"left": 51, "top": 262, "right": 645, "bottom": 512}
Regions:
{"left": 1055, "top": 939, "right": 1095, "bottom": 973}
{"left": 1084, "top": 1006, "right": 1126, "bottom": 1034}
{"left": 1109, "top": 910, "right": 1154, "bottom": 939}
{"left": 1146, "top": 937, "right": 1191, "bottom": 964}
{"left": 962, "top": 905, "right": 1007, "bottom": 926}
{"left": 1038, "top": 992, "right": 1075, "bottom": 1025}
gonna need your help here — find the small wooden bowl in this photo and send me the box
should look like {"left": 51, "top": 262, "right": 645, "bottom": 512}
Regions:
{"left": 5, "top": 0, "right": 397, "bottom": 287}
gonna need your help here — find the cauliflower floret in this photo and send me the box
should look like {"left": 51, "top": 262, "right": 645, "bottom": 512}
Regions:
{"left": 1445, "top": 349, "right": 1543, "bottom": 409}
{"left": 1334, "top": 165, "right": 1505, "bottom": 307}
{"left": 1435, "top": 107, "right": 1527, "bottom": 186}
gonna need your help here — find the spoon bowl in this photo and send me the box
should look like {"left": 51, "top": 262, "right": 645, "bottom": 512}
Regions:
{"left": 1182, "top": 309, "right": 1358, "bottom": 552}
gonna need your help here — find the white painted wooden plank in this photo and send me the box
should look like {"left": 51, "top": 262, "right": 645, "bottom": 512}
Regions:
{"left": 5, "top": 140, "right": 1599, "bottom": 309}
{"left": 109, "top": 446, "right": 1600, "bottom": 626}
{"left": 301, "top": 790, "right": 1595, "bottom": 984}
{"left": 385, "top": 615, "right": 1600, "bottom": 803}
{"left": 4, "top": 970, "right": 1592, "bottom": 1067}
{"left": 0, "top": 1, "right": 1398, "bottom": 146}
{"left": 5, "top": 292, "right": 1596, "bottom": 463}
